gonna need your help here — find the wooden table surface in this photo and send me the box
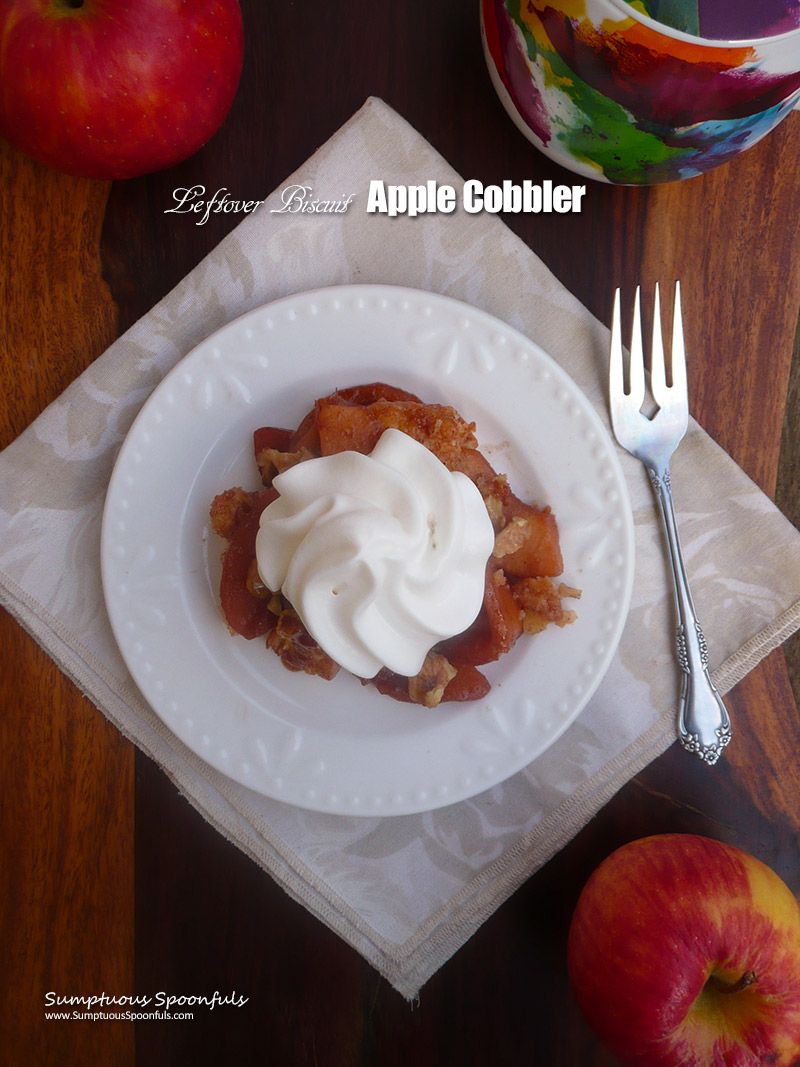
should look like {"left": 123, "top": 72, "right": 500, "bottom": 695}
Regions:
{"left": 2, "top": 2, "right": 800, "bottom": 1064}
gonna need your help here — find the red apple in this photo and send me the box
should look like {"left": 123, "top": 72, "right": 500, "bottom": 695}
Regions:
{"left": 0, "top": 0, "right": 244, "bottom": 179}
{"left": 567, "top": 834, "right": 800, "bottom": 1066}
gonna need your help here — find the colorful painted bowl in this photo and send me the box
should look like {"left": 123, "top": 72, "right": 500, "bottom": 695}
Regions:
{"left": 481, "top": 0, "right": 800, "bottom": 184}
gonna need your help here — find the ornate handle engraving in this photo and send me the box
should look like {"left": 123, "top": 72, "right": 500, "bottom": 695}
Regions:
{"left": 649, "top": 466, "right": 732, "bottom": 765}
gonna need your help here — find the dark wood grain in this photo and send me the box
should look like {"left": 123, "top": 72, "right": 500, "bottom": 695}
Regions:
{"left": 778, "top": 319, "right": 800, "bottom": 726}
{"left": 3, "top": 1, "right": 800, "bottom": 1063}
{"left": 0, "top": 145, "right": 134, "bottom": 1066}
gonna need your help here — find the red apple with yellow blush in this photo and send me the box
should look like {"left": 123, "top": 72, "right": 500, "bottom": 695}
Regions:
{"left": 567, "top": 834, "right": 800, "bottom": 1066}
{"left": 0, "top": 0, "right": 243, "bottom": 179}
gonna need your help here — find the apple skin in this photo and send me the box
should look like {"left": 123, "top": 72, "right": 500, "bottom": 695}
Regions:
{"left": 567, "top": 834, "right": 800, "bottom": 1067}
{"left": 0, "top": 0, "right": 244, "bottom": 179}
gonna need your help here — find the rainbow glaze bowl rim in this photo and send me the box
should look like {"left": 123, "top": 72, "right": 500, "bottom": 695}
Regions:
{"left": 599, "top": 0, "right": 800, "bottom": 49}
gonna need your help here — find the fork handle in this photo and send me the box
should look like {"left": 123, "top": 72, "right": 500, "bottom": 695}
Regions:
{"left": 648, "top": 465, "right": 732, "bottom": 765}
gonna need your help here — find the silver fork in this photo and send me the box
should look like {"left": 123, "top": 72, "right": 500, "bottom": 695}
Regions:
{"left": 610, "top": 282, "right": 731, "bottom": 766}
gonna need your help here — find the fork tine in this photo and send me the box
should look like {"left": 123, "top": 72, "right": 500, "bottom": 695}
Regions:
{"left": 650, "top": 282, "right": 667, "bottom": 407}
{"left": 671, "top": 280, "right": 688, "bottom": 399}
{"left": 628, "top": 286, "right": 645, "bottom": 407}
{"left": 609, "top": 287, "right": 625, "bottom": 407}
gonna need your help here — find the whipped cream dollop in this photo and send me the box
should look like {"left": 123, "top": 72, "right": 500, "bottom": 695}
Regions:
{"left": 255, "top": 428, "right": 495, "bottom": 678}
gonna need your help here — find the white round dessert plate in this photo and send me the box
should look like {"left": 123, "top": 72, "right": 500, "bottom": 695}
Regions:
{"left": 101, "top": 285, "right": 634, "bottom": 816}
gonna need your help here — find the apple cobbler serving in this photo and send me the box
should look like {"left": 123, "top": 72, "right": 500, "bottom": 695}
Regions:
{"left": 209, "top": 382, "right": 578, "bottom": 707}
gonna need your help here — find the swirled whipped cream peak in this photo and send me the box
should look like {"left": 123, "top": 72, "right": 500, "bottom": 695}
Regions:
{"left": 255, "top": 428, "right": 495, "bottom": 679}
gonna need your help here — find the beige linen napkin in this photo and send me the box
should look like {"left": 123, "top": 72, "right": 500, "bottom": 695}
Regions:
{"left": 2, "top": 98, "right": 800, "bottom": 1000}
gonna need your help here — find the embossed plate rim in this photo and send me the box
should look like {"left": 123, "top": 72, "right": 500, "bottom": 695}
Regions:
{"left": 101, "top": 284, "right": 634, "bottom": 816}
